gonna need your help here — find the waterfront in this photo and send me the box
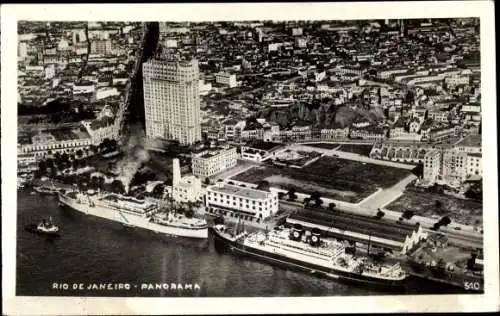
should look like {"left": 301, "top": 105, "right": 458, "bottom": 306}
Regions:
{"left": 16, "top": 189, "right": 465, "bottom": 297}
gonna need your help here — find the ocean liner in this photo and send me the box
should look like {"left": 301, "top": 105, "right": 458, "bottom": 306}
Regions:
{"left": 58, "top": 190, "right": 208, "bottom": 239}
{"left": 212, "top": 223, "right": 407, "bottom": 286}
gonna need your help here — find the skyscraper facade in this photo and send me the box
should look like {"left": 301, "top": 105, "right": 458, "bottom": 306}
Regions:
{"left": 142, "top": 58, "right": 201, "bottom": 145}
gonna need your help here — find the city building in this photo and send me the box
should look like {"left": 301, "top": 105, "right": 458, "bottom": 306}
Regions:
{"left": 18, "top": 129, "right": 92, "bottom": 160}
{"left": 215, "top": 72, "right": 237, "bottom": 88}
{"left": 320, "top": 127, "right": 350, "bottom": 140}
{"left": 191, "top": 146, "right": 237, "bottom": 178}
{"left": 143, "top": 58, "right": 201, "bottom": 145}
{"left": 81, "top": 106, "right": 119, "bottom": 145}
{"left": 73, "top": 81, "right": 95, "bottom": 95}
{"left": 454, "top": 134, "right": 481, "bottom": 154}
{"left": 295, "top": 37, "right": 308, "bottom": 48}
{"left": 90, "top": 39, "right": 112, "bottom": 55}
{"left": 170, "top": 158, "right": 203, "bottom": 203}
{"left": 350, "top": 126, "right": 386, "bottom": 140}
{"left": 423, "top": 144, "right": 482, "bottom": 186}
{"left": 205, "top": 182, "right": 279, "bottom": 220}
{"left": 287, "top": 208, "right": 428, "bottom": 254}
{"left": 17, "top": 151, "right": 37, "bottom": 173}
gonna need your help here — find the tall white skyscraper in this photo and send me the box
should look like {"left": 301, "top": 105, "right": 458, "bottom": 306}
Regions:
{"left": 142, "top": 58, "right": 201, "bottom": 145}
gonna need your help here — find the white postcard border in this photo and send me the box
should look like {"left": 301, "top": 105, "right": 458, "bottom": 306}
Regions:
{"left": 2, "top": 1, "right": 498, "bottom": 314}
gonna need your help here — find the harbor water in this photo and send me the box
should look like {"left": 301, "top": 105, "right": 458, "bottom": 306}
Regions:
{"left": 16, "top": 190, "right": 464, "bottom": 297}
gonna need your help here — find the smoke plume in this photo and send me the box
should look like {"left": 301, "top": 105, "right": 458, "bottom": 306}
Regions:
{"left": 114, "top": 127, "right": 151, "bottom": 193}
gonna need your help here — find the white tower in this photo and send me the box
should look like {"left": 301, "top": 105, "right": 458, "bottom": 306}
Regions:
{"left": 172, "top": 158, "right": 181, "bottom": 186}
{"left": 142, "top": 58, "right": 201, "bottom": 145}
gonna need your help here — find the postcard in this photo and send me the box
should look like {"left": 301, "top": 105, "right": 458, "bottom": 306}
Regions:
{"left": 1, "top": 1, "right": 498, "bottom": 314}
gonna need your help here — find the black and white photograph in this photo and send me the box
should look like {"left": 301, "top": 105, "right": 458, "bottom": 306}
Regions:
{"left": 2, "top": 2, "right": 498, "bottom": 315}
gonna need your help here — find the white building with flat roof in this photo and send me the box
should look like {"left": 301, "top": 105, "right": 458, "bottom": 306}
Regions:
{"left": 215, "top": 72, "right": 237, "bottom": 88}
{"left": 205, "top": 182, "right": 279, "bottom": 220}
{"left": 423, "top": 146, "right": 482, "bottom": 186}
{"left": 18, "top": 130, "right": 92, "bottom": 160}
{"left": 191, "top": 146, "right": 237, "bottom": 178}
{"left": 143, "top": 58, "right": 201, "bottom": 145}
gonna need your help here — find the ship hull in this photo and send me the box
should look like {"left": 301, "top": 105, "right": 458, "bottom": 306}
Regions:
{"left": 24, "top": 224, "right": 60, "bottom": 237}
{"left": 211, "top": 227, "right": 406, "bottom": 288}
{"left": 59, "top": 194, "right": 208, "bottom": 239}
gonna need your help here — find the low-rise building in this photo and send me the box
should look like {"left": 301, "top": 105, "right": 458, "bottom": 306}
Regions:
{"left": 350, "top": 126, "right": 386, "bottom": 140}
{"left": 90, "top": 39, "right": 112, "bottom": 55}
{"left": 454, "top": 134, "right": 481, "bottom": 154}
{"left": 205, "top": 182, "right": 279, "bottom": 220}
{"left": 18, "top": 129, "right": 92, "bottom": 160}
{"left": 423, "top": 143, "right": 482, "bottom": 186}
{"left": 320, "top": 126, "right": 349, "bottom": 140}
{"left": 215, "top": 72, "right": 237, "bottom": 88}
{"left": 429, "top": 126, "right": 457, "bottom": 143}
{"left": 191, "top": 146, "right": 237, "bottom": 178}
{"left": 82, "top": 116, "right": 119, "bottom": 145}
{"left": 73, "top": 81, "right": 95, "bottom": 95}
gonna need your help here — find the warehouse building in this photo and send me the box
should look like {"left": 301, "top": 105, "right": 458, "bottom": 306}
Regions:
{"left": 286, "top": 207, "right": 428, "bottom": 254}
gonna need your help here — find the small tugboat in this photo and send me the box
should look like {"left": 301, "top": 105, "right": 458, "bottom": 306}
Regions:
{"left": 25, "top": 217, "right": 60, "bottom": 236}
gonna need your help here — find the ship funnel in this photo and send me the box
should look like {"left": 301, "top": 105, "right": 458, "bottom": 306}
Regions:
{"left": 310, "top": 228, "right": 321, "bottom": 247}
{"left": 290, "top": 223, "right": 304, "bottom": 241}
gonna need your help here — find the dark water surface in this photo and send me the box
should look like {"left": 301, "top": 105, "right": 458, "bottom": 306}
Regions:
{"left": 16, "top": 190, "right": 461, "bottom": 297}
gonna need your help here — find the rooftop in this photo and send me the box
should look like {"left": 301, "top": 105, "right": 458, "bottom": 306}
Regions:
{"left": 289, "top": 207, "right": 418, "bottom": 244}
{"left": 209, "top": 183, "right": 270, "bottom": 201}
{"left": 455, "top": 134, "right": 481, "bottom": 148}
{"left": 245, "top": 140, "right": 282, "bottom": 151}
{"left": 194, "top": 146, "right": 235, "bottom": 159}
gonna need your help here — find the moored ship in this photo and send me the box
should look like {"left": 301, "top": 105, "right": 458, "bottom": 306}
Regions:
{"left": 58, "top": 190, "right": 208, "bottom": 239}
{"left": 211, "top": 223, "right": 407, "bottom": 287}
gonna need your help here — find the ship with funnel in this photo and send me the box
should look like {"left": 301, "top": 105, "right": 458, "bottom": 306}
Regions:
{"left": 211, "top": 221, "right": 407, "bottom": 287}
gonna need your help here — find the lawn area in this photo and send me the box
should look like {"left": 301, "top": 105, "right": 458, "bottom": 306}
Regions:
{"left": 303, "top": 142, "right": 340, "bottom": 150}
{"left": 336, "top": 144, "right": 373, "bottom": 156}
{"left": 385, "top": 191, "right": 483, "bottom": 226}
{"left": 232, "top": 156, "right": 410, "bottom": 203}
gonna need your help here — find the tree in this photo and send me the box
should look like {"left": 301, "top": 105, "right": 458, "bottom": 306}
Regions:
{"left": 46, "top": 159, "right": 54, "bottom": 169}
{"left": 287, "top": 188, "right": 297, "bottom": 201}
{"left": 402, "top": 210, "right": 415, "bottom": 220}
{"left": 432, "top": 222, "right": 441, "bottom": 231}
{"left": 439, "top": 216, "right": 451, "bottom": 227}
{"left": 90, "top": 176, "right": 99, "bottom": 190}
{"left": 204, "top": 178, "right": 211, "bottom": 185}
{"left": 54, "top": 152, "right": 62, "bottom": 163}
{"left": 50, "top": 167, "right": 58, "bottom": 178}
{"left": 309, "top": 191, "right": 322, "bottom": 206}
{"left": 61, "top": 153, "right": 69, "bottom": 163}
{"left": 310, "top": 191, "right": 321, "bottom": 201}
{"left": 328, "top": 202, "right": 336, "bottom": 211}
{"left": 152, "top": 184, "right": 164, "bottom": 198}
{"left": 185, "top": 209, "right": 194, "bottom": 218}
{"left": 278, "top": 192, "right": 285, "bottom": 200}
{"left": 38, "top": 160, "right": 47, "bottom": 173}
{"left": 375, "top": 210, "right": 385, "bottom": 219}
{"left": 76, "top": 149, "right": 83, "bottom": 158}
{"left": 256, "top": 180, "right": 270, "bottom": 191}
{"left": 303, "top": 197, "right": 311, "bottom": 206}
